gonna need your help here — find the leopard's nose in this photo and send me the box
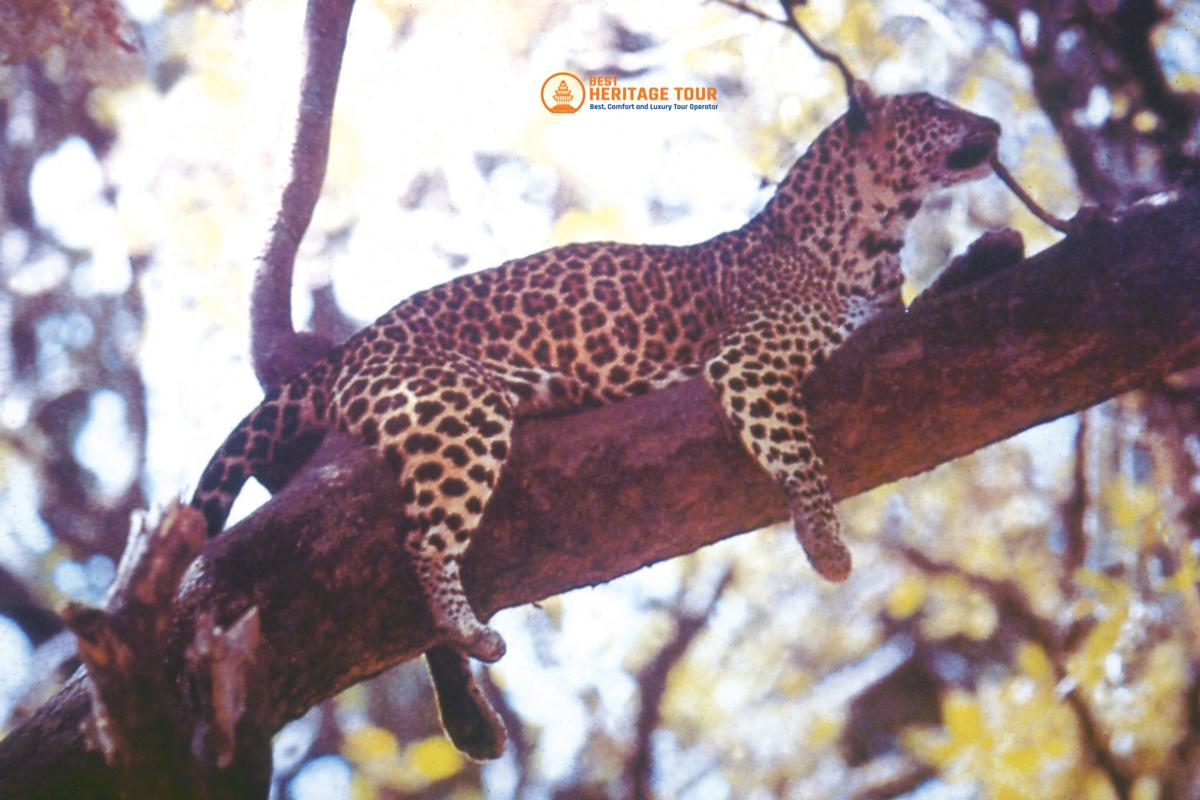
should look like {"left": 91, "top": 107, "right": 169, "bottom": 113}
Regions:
{"left": 977, "top": 116, "right": 1001, "bottom": 138}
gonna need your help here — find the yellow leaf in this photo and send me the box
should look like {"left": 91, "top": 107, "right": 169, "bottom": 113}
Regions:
{"left": 1042, "top": 734, "right": 1070, "bottom": 759}
{"left": 920, "top": 574, "right": 997, "bottom": 641}
{"left": 1105, "top": 478, "right": 1157, "bottom": 531}
{"left": 900, "top": 726, "right": 955, "bottom": 766}
{"left": 406, "top": 736, "right": 464, "bottom": 782}
{"left": 1075, "top": 569, "right": 1124, "bottom": 598}
{"left": 1016, "top": 642, "right": 1056, "bottom": 684}
{"left": 350, "top": 774, "right": 380, "bottom": 800}
{"left": 1084, "top": 768, "right": 1119, "bottom": 800}
{"left": 1131, "top": 776, "right": 1161, "bottom": 800}
{"left": 886, "top": 575, "right": 926, "bottom": 619}
{"left": 338, "top": 684, "right": 369, "bottom": 713}
{"left": 343, "top": 728, "right": 463, "bottom": 791}
{"left": 1170, "top": 546, "right": 1199, "bottom": 592}
{"left": 1000, "top": 745, "right": 1042, "bottom": 776}
{"left": 993, "top": 783, "right": 1031, "bottom": 800}
{"left": 943, "top": 690, "right": 983, "bottom": 744}
{"left": 1132, "top": 110, "right": 1159, "bottom": 133}
{"left": 1069, "top": 610, "right": 1125, "bottom": 690}
{"left": 550, "top": 204, "right": 630, "bottom": 246}
{"left": 1109, "top": 91, "right": 1132, "bottom": 119}
{"left": 963, "top": 599, "right": 999, "bottom": 641}
{"left": 808, "top": 712, "right": 844, "bottom": 748}
{"left": 343, "top": 725, "right": 401, "bottom": 766}
{"left": 1168, "top": 71, "right": 1200, "bottom": 93}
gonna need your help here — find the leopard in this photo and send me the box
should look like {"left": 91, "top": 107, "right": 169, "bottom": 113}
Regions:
{"left": 191, "top": 88, "right": 1001, "bottom": 666}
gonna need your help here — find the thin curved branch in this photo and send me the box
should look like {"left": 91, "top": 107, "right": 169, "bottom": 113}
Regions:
{"left": 712, "top": 0, "right": 860, "bottom": 98}
{"left": 629, "top": 568, "right": 733, "bottom": 800}
{"left": 896, "top": 545, "right": 1132, "bottom": 800}
{"left": 2, "top": 192, "right": 1199, "bottom": 797}
{"left": 251, "top": 0, "right": 354, "bottom": 388}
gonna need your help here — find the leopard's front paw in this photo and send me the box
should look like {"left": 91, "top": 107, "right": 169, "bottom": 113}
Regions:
{"left": 465, "top": 626, "right": 507, "bottom": 663}
{"left": 440, "top": 622, "right": 507, "bottom": 663}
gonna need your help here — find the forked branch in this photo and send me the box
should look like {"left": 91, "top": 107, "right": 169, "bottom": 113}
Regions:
{"left": 713, "top": 0, "right": 860, "bottom": 105}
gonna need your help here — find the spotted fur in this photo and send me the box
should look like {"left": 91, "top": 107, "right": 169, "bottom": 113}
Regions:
{"left": 192, "top": 92, "right": 1000, "bottom": 662}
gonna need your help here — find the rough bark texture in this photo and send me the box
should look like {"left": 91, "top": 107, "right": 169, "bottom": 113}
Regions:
{"left": 2, "top": 191, "right": 1199, "bottom": 798}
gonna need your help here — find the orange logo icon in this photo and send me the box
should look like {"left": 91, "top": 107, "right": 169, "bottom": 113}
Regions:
{"left": 541, "top": 72, "right": 585, "bottom": 114}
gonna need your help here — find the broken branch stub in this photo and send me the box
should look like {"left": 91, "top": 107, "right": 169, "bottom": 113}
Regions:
{"left": 61, "top": 502, "right": 207, "bottom": 798}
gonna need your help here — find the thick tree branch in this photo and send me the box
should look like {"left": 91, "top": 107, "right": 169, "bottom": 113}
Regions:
{"left": 2, "top": 191, "right": 1199, "bottom": 797}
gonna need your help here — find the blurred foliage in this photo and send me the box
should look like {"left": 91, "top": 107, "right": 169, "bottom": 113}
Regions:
{"left": 2, "top": 0, "right": 1200, "bottom": 799}
{"left": 0, "top": 0, "right": 141, "bottom": 82}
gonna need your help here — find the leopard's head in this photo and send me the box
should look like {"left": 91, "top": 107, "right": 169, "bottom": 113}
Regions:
{"left": 856, "top": 90, "right": 1001, "bottom": 196}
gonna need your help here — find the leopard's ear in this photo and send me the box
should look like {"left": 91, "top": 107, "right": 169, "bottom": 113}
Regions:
{"left": 846, "top": 80, "right": 877, "bottom": 133}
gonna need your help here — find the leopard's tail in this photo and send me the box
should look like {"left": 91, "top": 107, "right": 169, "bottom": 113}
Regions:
{"left": 190, "top": 385, "right": 326, "bottom": 536}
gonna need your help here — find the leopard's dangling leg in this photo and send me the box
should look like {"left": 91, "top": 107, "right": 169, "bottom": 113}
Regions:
{"left": 704, "top": 310, "right": 851, "bottom": 581}
{"left": 330, "top": 351, "right": 513, "bottom": 662}
{"left": 776, "top": 401, "right": 849, "bottom": 580}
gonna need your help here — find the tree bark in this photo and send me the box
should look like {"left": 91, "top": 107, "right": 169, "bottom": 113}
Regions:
{"left": 2, "top": 191, "right": 1198, "bottom": 798}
